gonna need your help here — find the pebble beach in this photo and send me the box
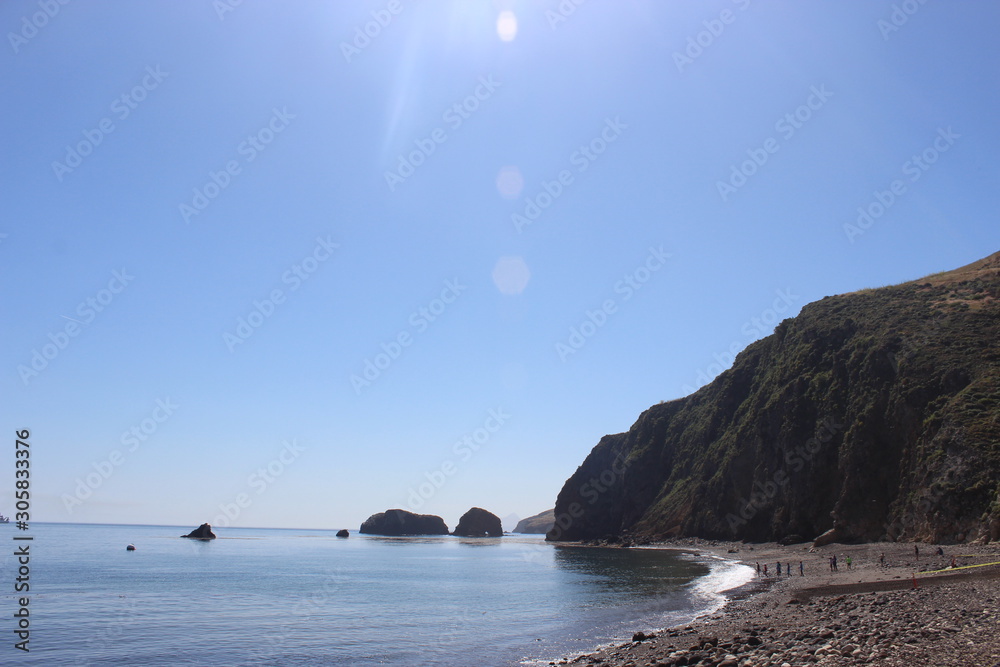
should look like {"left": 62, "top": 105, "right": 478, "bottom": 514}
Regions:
{"left": 551, "top": 540, "right": 1000, "bottom": 667}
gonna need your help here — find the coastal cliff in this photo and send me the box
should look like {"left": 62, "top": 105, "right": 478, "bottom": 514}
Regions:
{"left": 514, "top": 509, "right": 555, "bottom": 534}
{"left": 549, "top": 252, "right": 1000, "bottom": 544}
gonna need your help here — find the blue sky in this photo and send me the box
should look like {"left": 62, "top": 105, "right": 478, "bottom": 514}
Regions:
{"left": 3, "top": 0, "right": 998, "bottom": 531}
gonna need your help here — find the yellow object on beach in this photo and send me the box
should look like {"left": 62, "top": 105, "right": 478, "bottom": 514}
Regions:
{"left": 920, "top": 560, "right": 1000, "bottom": 575}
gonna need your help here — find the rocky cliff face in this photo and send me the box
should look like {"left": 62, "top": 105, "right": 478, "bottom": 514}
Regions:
{"left": 549, "top": 252, "right": 1000, "bottom": 545}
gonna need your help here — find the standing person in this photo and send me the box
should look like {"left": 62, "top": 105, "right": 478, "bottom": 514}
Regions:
{"left": 764, "top": 563, "right": 768, "bottom": 577}
{"left": 799, "top": 561, "right": 804, "bottom": 576}
{"left": 846, "top": 555, "right": 852, "bottom": 570}
{"left": 829, "top": 556, "right": 834, "bottom": 572}
{"left": 914, "top": 544, "right": 919, "bottom": 559}
{"left": 833, "top": 555, "right": 838, "bottom": 572}
{"left": 776, "top": 562, "right": 781, "bottom": 576}
{"left": 880, "top": 552, "right": 885, "bottom": 567}
{"left": 756, "top": 562, "right": 761, "bottom": 576}
{"left": 787, "top": 563, "right": 791, "bottom": 577}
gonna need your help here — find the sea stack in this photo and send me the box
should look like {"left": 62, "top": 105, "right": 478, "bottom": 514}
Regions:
{"left": 336, "top": 529, "right": 350, "bottom": 538}
{"left": 453, "top": 507, "right": 503, "bottom": 537}
{"left": 359, "top": 509, "right": 449, "bottom": 536}
{"left": 181, "top": 523, "right": 216, "bottom": 540}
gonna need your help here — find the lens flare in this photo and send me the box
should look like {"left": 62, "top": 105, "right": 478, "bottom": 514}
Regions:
{"left": 492, "top": 256, "right": 530, "bottom": 295}
{"left": 496, "top": 11, "right": 517, "bottom": 42}
{"left": 496, "top": 165, "right": 524, "bottom": 199}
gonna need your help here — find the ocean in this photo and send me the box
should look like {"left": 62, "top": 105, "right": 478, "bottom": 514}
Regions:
{"left": 2, "top": 523, "right": 753, "bottom": 666}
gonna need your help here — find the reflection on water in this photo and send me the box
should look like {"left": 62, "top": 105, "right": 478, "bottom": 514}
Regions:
{"left": 552, "top": 545, "right": 711, "bottom": 609}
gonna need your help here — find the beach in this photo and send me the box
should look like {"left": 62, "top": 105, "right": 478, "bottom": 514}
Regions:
{"left": 554, "top": 540, "right": 1000, "bottom": 666}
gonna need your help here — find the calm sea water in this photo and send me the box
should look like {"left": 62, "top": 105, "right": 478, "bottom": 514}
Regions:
{"left": 1, "top": 523, "right": 752, "bottom": 666}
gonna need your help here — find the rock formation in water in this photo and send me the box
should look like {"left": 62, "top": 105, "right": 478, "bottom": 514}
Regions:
{"left": 181, "top": 523, "right": 216, "bottom": 539}
{"left": 549, "top": 251, "right": 1000, "bottom": 545}
{"left": 514, "top": 509, "right": 555, "bottom": 534}
{"left": 336, "top": 529, "right": 349, "bottom": 538}
{"left": 452, "top": 507, "right": 503, "bottom": 537}
{"left": 359, "top": 509, "right": 449, "bottom": 536}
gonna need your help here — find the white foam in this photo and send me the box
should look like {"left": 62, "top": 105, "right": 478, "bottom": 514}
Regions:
{"left": 686, "top": 552, "right": 756, "bottom": 617}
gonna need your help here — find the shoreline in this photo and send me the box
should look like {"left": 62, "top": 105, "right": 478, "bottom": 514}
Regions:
{"left": 545, "top": 539, "right": 1000, "bottom": 666}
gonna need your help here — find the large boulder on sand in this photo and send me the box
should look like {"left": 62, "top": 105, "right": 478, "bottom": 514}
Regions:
{"left": 813, "top": 527, "right": 844, "bottom": 548}
{"left": 181, "top": 523, "right": 216, "bottom": 539}
{"left": 359, "top": 509, "right": 449, "bottom": 536}
{"left": 453, "top": 507, "right": 503, "bottom": 537}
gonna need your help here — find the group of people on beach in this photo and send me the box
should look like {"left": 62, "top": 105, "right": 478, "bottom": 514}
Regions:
{"left": 827, "top": 554, "right": 852, "bottom": 571}
{"left": 756, "top": 546, "right": 962, "bottom": 578}
{"left": 755, "top": 561, "right": 803, "bottom": 577}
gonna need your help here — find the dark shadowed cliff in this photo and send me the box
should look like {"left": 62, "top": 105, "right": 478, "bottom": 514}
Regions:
{"left": 549, "top": 252, "right": 1000, "bottom": 545}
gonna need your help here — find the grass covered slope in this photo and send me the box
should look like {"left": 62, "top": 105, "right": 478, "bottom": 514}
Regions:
{"left": 549, "top": 251, "right": 1000, "bottom": 544}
